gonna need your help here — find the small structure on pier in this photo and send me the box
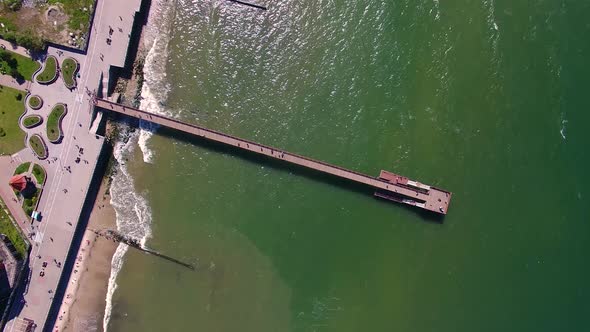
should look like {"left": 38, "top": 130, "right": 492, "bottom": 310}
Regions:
{"left": 375, "top": 171, "right": 451, "bottom": 214}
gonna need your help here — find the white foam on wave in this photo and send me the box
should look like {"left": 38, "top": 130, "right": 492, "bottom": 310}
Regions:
{"left": 484, "top": 0, "right": 500, "bottom": 54}
{"left": 137, "top": 33, "right": 173, "bottom": 163}
{"left": 560, "top": 117, "right": 567, "bottom": 140}
{"left": 103, "top": 130, "right": 154, "bottom": 331}
{"left": 102, "top": 0, "right": 176, "bottom": 330}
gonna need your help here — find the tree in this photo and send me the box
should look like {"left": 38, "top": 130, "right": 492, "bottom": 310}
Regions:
{"left": 15, "top": 30, "right": 44, "bottom": 52}
{"left": 9, "top": 66, "right": 19, "bottom": 78}
{"left": 0, "top": 49, "right": 11, "bottom": 62}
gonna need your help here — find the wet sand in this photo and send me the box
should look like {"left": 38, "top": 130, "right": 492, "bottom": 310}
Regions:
{"left": 60, "top": 179, "right": 118, "bottom": 332}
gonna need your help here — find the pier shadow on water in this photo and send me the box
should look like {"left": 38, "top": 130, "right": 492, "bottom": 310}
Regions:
{"left": 110, "top": 114, "right": 444, "bottom": 224}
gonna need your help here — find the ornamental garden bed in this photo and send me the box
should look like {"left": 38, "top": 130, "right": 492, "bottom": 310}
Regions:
{"left": 29, "top": 134, "right": 48, "bottom": 159}
{"left": 61, "top": 57, "right": 79, "bottom": 89}
{"left": 27, "top": 95, "right": 43, "bottom": 110}
{"left": 32, "top": 164, "right": 46, "bottom": 186}
{"left": 13, "top": 162, "right": 30, "bottom": 175}
{"left": 47, "top": 103, "right": 67, "bottom": 143}
{"left": 35, "top": 55, "right": 58, "bottom": 84}
{"left": 22, "top": 115, "right": 42, "bottom": 129}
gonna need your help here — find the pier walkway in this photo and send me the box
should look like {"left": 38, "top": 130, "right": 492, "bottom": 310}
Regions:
{"left": 95, "top": 99, "right": 452, "bottom": 214}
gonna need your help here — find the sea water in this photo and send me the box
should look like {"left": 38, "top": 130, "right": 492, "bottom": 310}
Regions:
{"left": 105, "top": 0, "right": 590, "bottom": 331}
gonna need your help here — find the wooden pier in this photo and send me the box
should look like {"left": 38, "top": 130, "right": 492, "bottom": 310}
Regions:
{"left": 95, "top": 99, "right": 452, "bottom": 214}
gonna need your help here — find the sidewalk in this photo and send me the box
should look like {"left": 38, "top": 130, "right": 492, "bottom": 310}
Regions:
{"left": 0, "top": 74, "right": 31, "bottom": 91}
{"left": 0, "top": 38, "right": 32, "bottom": 58}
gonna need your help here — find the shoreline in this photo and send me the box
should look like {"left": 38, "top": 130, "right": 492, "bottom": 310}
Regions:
{"left": 57, "top": 178, "right": 118, "bottom": 332}
{"left": 52, "top": 0, "right": 155, "bottom": 329}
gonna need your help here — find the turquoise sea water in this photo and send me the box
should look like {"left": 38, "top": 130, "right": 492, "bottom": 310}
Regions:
{"left": 107, "top": 0, "right": 590, "bottom": 331}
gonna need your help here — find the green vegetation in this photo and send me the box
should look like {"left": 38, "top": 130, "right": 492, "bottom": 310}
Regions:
{"left": 48, "top": 0, "right": 95, "bottom": 31}
{"left": 0, "top": 198, "right": 28, "bottom": 259}
{"left": 27, "top": 95, "right": 43, "bottom": 109}
{"left": 61, "top": 57, "right": 78, "bottom": 88}
{"left": 32, "top": 164, "right": 46, "bottom": 185}
{"left": 47, "top": 103, "right": 66, "bottom": 142}
{"left": 0, "top": 49, "right": 40, "bottom": 81}
{"left": 36, "top": 55, "right": 57, "bottom": 84}
{"left": 13, "top": 161, "right": 30, "bottom": 175}
{"left": 0, "top": 16, "right": 44, "bottom": 52}
{"left": 28, "top": 134, "right": 47, "bottom": 159}
{"left": 1, "top": 0, "right": 94, "bottom": 51}
{"left": 0, "top": 85, "right": 26, "bottom": 155}
{"left": 2, "top": 0, "right": 22, "bottom": 11}
{"left": 22, "top": 189, "right": 38, "bottom": 219}
{"left": 22, "top": 114, "right": 42, "bottom": 128}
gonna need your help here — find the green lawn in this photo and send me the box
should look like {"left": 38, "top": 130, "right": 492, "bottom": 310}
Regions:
{"left": 61, "top": 57, "right": 78, "bottom": 88}
{"left": 13, "top": 162, "right": 30, "bottom": 175}
{"left": 0, "top": 85, "right": 26, "bottom": 155}
{"left": 36, "top": 55, "right": 57, "bottom": 83}
{"left": 0, "top": 49, "right": 41, "bottom": 81}
{"left": 47, "top": 103, "right": 66, "bottom": 142}
{"left": 22, "top": 114, "right": 42, "bottom": 128}
{"left": 32, "top": 164, "right": 46, "bottom": 185}
{"left": 29, "top": 134, "right": 47, "bottom": 159}
{"left": 0, "top": 198, "right": 28, "bottom": 259}
{"left": 28, "top": 95, "right": 43, "bottom": 109}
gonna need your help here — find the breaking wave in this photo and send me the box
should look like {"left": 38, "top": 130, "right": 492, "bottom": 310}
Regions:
{"left": 102, "top": 0, "right": 176, "bottom": 331}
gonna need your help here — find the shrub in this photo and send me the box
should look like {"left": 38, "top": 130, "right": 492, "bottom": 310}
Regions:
{"left": 4, "top": 0, "right": 22, "bottom": 11}
{"left": 15, "top": 30, "right": 44, "bottom": 52}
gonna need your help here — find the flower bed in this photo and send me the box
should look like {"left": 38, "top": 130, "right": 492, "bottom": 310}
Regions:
{"left": 29, "top": 134, "right": 48, "bottom": 159}
{"left": 36, "top": 55, "right": 58, "bottom": 84}
{"left": 47, "top": 103, "right": 67, "bottom": 143}
{"left": 22, "top": 115, "right": 43, "bottom": 128}
{"left": 61, "top": 57, "right": 79, "bottom": 89}
{"left": 27, "top": 95, "right": 43, "bottom": 110}
{"left": 32, "top": 164, "right": 46, "bottom": 185}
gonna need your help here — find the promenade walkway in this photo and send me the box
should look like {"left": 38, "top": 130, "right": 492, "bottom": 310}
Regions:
{"left": 3, "top": 0, "right": 143, "bottom": 330}
{"left": 96, "top": 99, "right": 452, "bottom": 214}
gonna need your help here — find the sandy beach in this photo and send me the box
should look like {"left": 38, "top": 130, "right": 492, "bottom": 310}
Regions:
{"left": 57, "top": 178, "right": 118, "bottom": 332}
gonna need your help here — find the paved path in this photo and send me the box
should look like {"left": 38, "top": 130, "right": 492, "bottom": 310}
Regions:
{"left": 0, "top": 39, "right": 31, "bottom": 58}
{"left": 0, "top": 74, "right": 31, "bottom": 91}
